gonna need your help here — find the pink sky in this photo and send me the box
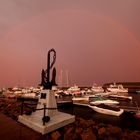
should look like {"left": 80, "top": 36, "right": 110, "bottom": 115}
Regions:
{"left": 0, "top": 0, "right": 140, "bottom": 87}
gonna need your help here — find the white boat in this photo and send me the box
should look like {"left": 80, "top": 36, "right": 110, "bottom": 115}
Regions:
{"left": 72, "top": 96, "right": 89, "bottom": 101}
{"left": 108, "top": 94, "right": 132, "bottom": 100}
{"left": 88, "top": 104, "right": 124, "bottom": 116}
{"left": 67, "top": 85, "right": 80, "bottom": 92}
{"left": 22, "top": 93, "right": 36, "bottom": 98}
{"left": 67, "top": 85, "right": 81, "bottom": 96}
{"left": 94, "top": 92, "right": 113, "bottom": 97}
{"left": 89, "top": 96, "right": 119, "bottom": 105}
{"left": 91, "top": 83, "right": 104, "bottom": 93}
{"left": 107, "top": 83, "right": 128, "bottom": 93}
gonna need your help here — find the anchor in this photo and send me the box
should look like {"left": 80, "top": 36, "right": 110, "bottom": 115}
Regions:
{"left": 40, "top": 48, "right": 57, "bottom": 90}
{"left": 40, "top": 48, "right": 57, "bottom": 124}
{"left": 18, "top": 48, "right": 75, "bottom": 134}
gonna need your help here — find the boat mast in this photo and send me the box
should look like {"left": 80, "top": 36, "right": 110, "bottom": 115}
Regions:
{"left": 60, "top": 69, "right": 63, "bottom": 88}
{"left": 66, "top": 70, "right": 69, "bottom": 88}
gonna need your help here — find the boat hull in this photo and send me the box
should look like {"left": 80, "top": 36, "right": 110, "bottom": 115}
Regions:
{"left": 90, "top": 100, "right": 119, "bottom": 105}
{"left": 88, "top": 105, "right": 124, "bottom": 116}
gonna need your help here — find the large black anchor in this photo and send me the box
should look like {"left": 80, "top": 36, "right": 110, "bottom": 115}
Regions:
{"left": 40, "top": 48, "right": 57, "bottom": 125}
{"left": 40, "top": 48, "right": 57, "bottom": 90}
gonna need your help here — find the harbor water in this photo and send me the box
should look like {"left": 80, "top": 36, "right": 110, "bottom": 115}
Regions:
{"left": 58, "top": 92, "right": 140, "bottom": 131}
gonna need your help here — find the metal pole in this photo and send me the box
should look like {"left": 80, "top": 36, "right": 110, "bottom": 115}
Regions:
{"left": 43, "top": 104, "right": 46, "bottom": 125}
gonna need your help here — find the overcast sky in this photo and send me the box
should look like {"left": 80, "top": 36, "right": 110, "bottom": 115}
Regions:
{"left": 0, "top": 0, "right": 140, "bottom": 87}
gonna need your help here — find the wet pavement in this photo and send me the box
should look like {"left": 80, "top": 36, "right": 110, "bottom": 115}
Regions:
{"left": 0, "top": 113, "right": 50, "bottom": 140}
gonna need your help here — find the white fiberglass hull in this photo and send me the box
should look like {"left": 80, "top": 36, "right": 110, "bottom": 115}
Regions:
{"left": 90, "top": 100, "right": 119, "bottom": 106}
{"left": 107, "top": 88, "right": 128, "bottom": 93}
{"left": 72, "top": 97, "right": 89, "bottom": 101}
{"left": 91, "top": 89, "right": 104, "bottom": 93}
{"left": 88, "top": 105, "right": 124, "bottom": 116}
{"left": 109, "top": 95, "right": 132, "bottom": 100}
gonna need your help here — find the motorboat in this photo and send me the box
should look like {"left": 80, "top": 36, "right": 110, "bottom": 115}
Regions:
{"left": 108, "top": 94, "right": 132, "bottom": 101}
{"left": 67, "top": 85, "right": 80, "bottom": 92}
{"left": 67, "top": 85, "right": 81, "bottom": 96}
{"left": 91, "top": 83, "right": 104, "bottom": 93}
{"left": 21, "top": 93, "right": 36, "bottom": 98}
{"left": 89, "top": 96, "right": 119, "bottom": 105}
{"left": 107, "top": 83, "right": 128, "bottom": 93}
{"left": 72, "top": 96, "right": 89, "bottom": 101}
{"left": 88, "top": 104, "right": 124, "bottom": 116}
{"left": 94, "top": 92, "right": 113, "bottom": 97}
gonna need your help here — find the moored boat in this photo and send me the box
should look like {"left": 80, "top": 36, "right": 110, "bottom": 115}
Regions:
{"left": 67, "top": 85, "right": 81, "bottom": 96}
{"left": 89, "top": 96, "right": 119, "bottom": 105}
{"left": 107, "top": 83, "right": 128, "bottom": 93}
{"left": 108, "top": 94, "right": 132, "bottom": 101}
{"left": 72, "top": 97, "right": 89, "bottom": 101}
{"left": 91, "top": 83, "right": 104, "bottom": 93}
{"left": 88, "top": 104, "right": 124, "bottom": 116}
